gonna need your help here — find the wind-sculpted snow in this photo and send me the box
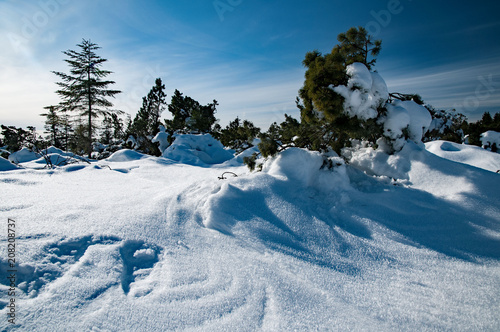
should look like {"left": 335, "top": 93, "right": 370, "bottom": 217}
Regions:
{"left": 426, "top": 140, "right": 500, "bottom": 172}
{"left": 1, "top": 142, "right": 499, "bottom": 331}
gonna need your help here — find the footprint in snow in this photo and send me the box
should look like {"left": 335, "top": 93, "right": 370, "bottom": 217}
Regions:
{"left": 119, "top": 240, "right": 161, "bottom": 295}
{"left": 0, "top": 235, "right": 161, "bottom": 302}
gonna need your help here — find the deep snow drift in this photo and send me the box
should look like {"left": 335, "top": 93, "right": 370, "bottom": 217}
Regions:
{"left": 1, "top": 137, "right": 499, "bottom": 331}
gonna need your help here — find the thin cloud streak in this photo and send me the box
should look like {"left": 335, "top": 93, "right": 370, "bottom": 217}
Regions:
{"left": 110, "top": 55, "right": 305, "bottom": 129}
{"left": 2, "top": 0, "right": 499, "bottom": 131}
{"left": 383, "top": 59, "right": 500, "bottom": 119}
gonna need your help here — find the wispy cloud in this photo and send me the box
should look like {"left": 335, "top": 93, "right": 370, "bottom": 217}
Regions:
{"left": 382, "top": 59, "right": 500, "bottom": 119}
{"left": 110, "top": 53, "right": 304, "bottom": 130}
{"left": 2, "top": 0, "right": 499, "bottom": 133}
{"left": 1, "top": 0, "right": 307, "bottom": 131}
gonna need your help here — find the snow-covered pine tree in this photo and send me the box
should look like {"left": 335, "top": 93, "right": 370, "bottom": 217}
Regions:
{"left": 165, "top": 89, "right": 218, "bottom": 135}
{"left": 51, "top": 39, "right": 121, "bottom": 157}
{"left": 218, "top": 117, "right": 260, "bottom": 153}
{"left": 295, "top": 26, "right": 385, "bottom": 153}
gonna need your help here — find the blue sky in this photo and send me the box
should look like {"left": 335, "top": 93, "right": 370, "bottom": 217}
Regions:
{"left": 1, "top": 0, "right": 500, "bottom": 132}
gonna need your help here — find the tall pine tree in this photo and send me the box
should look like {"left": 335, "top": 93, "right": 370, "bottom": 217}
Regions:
{"left": 52, "top": 39, "right": 121, "bottom": 157}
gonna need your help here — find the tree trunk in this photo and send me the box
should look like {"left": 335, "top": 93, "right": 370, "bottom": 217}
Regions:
{"left": 87, "top": 66, "right": 92, "bottom": 158}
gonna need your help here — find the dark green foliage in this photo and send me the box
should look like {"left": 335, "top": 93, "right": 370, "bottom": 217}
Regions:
{"left": 1, "top": 125, "right": 35, "bottom": 152}
{"left": 277, "top": 114, "right": 300, "bottom": 144}
{"left": 40, "top": 105, "right": 74, "bottom": 151}
{"left": 189, "top": 100, "right": 218, "bottom": 134}
{"left": 52, "top": 39, "right": 121, "bottom": 157}
{"left": 59, "top": 108, "right": 73, "bottom": 151}
{"left": 255, "top": 115, "right": 320, "bottom": 159}
{"left": 334, "top": 26, "right": 382, "bottom": 70}
{"left": 255, "top": 115, "right": 326, "bottom": 158}
{"left": 390, "top": 93, "right": 424, "bottom": 105}
{"left": 165, "top": 89, "right": 193, "bottom": 133}
{"left": 110, "top": 113, "right": 125, "bottom": 141}
{"left": 218, "top": 117, "right": 260, "bottom": 153}
{"left": 298, "top": 49, "right": 347, "bottom": 125}
{"left": 69, "top": 122, "right": 91, "bottom": 155}
{"left": 127, "top": 78, "right": 166, "bottom": 156}
{"left": 40, "top": 106, "right": 64, "bottom": 148}
{"left": 257, "top": 133, "right": 280, "bottom": 158}
{"left": 100, "top": 114, "right": 114, "bottom": 145}
{"left": 242, "top": 153, "right": 258, "bottom": 171}
{"left": 482, "top": 112, "right": 493, "bottom": 126}
{"left": 297, "top": 26, "right": 384, "bottom": 154}
{"left": 165, "top": 90, "right": 218, "bottom": 135}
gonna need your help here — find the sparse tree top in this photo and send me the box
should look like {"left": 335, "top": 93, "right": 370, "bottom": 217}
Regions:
{"left": 333, "top": 26, "right": 382, "bottom": 70}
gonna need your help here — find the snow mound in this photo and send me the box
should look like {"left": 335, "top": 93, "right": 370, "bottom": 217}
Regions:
{"left": 106, "top": 149, "right": 149, "bottom": 162}
{"left": 481, "top": 130, "right": 500, "bottom": 150}
{"left": 33, "top": 153, "right": 73, "bottom": 166}
{"left": 426, "top": 140, "right": 500, "bottom": 172}
{"left": 8, "top": 147, "right": 39, "bottom": 163}
{"left": 343, "top": 140, "right": 419, "bottom": 180}
{"left": 332, "top": 62, "right": 389, "bottom": 120}
{"left": 382, "top": 104, "right": 411, "bottom": 151}
{"left": 0, "top": 156, "right": 20, "bottom": 171}
{"left": 151, "top": 125, "right": 170, "bottom": 153}
{"left": 163, "top": 134, "right": 234, "bottom": 165}
{"left": 370, "top": 71, "right": 389, "bottom": 102}
{"left": 45, "top": 146, "right": 69, "bottom": 156}
{"left": 264, "top": 148, "right": 350, "bottom": 192}
{"left": 7, "top": 146, "right": 88, "bottom": 169}
{"left": 381, "top": 100, "right": 431, "bottom": 151}
{"left": 346, "top": 62, "right": 373, "bottom": 90}
{"left": 394, "top": 100, "right": 432, "bottom": 142}
{"left": 224, "top": 144, "right": 259, "bottom": 166}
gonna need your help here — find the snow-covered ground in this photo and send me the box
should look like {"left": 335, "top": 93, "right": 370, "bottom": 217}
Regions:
{"left": 1, "top": 140, "right": 499, "bottom": 331}
{"left": 426, "top": 140, "right": 500, "bottom": 173}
